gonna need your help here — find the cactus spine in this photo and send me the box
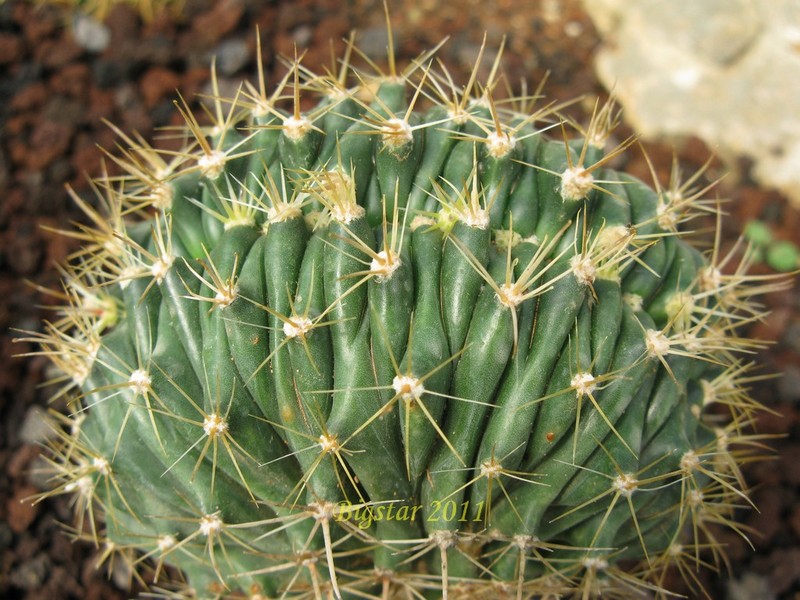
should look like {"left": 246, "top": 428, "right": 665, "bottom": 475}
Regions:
{"left": 21, "top": 28, "right": 789, "bottom": 600}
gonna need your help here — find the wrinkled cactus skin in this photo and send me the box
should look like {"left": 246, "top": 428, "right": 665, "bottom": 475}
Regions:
{"left": 23, "top": 32, "right": 786, "bottom": 600}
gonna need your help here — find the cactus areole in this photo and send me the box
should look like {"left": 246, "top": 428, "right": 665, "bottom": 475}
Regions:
{"left": 24, "top": 32, "right": 787, "bottom": 600}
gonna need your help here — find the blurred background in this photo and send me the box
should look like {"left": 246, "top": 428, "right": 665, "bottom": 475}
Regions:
{"left": 1, "top": 0, "right": 798, "bottom": 597}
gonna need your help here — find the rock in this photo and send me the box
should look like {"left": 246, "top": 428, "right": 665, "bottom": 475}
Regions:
{"left": 9, "top": 552, "right": 50, "bottom": 590}
{"left": 0, "top": 32, "right": 23, "bottom": 65}
{"left": 71, "top": 14, "right": 111, "bottom": 53}
{"left": 26, "top": 120, "right": 73, "bottom": 171}
{"left": 192, "top": 0, "right": 244, "bottom": 45}
{"left": 18, "top": 406, "right": 57, "bottom": 445}
{"left": 777, "top": 364, "right": 800, "bottom": 403}
{"left": 213, "top": 37, "right": 250, "bottom": 75}
{"left": 766, "top": 546, "right": 800, "bottom": 593}
{"left": 583, "top": 0, "right": 800, "bottom": 208}
{"left": 726, "top": 572, "right": 775, "bottom": 600}
{"left": 7, "top": 485, "right": 39, "bottom": 534}
{"left": 139, "top": 66, "right": 181, "bottom": 108}
{"left": 35, "top": 37, "right": 83, "bottom": 69}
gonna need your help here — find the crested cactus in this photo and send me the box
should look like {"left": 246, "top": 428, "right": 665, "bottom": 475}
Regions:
{"left": 20, "top": 28, "right": 791, "bottom": 600}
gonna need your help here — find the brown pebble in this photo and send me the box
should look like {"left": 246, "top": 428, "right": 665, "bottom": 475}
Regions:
{"left": 26, "top": 120, "right": 73, "bottom": 171}
{"left": 139, "top": 66, "right": 181, "bottom": 108}
{"left": 7, "top": 485, "right": 39, "bottom": 534}
{"left": 0, "top": 33, "right": 24, "bottom": 65}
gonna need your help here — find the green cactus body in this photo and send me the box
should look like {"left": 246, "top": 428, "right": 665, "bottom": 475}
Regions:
{"left": 25, "top": 33, "right": 788, "bottom": 600}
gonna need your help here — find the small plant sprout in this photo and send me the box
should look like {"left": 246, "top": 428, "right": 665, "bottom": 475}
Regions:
{"left": 20, "top": 23, "right": 793, "bottom": 600}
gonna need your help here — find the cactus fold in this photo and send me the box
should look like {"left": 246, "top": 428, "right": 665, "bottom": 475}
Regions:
{"left": 24, "top": 35, "right": 789, "bottom": 600}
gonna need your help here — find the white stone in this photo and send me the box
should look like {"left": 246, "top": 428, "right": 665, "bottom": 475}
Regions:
{"left": 583, "top": 0, "right": 800, "bottom": 208}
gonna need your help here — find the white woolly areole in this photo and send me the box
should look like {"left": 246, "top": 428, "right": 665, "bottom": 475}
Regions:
{"left": 157, "top": 535, "right": 177, "bottom": 552}
{"left": 128, "top": 369, "right": 151, "bottom": 395}
{"left": 623, "top": 292, "right": 643, "bottom": 312}
{"left": 199, "top": 514, "right": 222, "bottom": 536}
{"left": 571, "top": 372, "right": 596, "bottom": 397}
{"left": 687, "top": 489, "right": 704, "bottom": 507}
{"left": 513, "top": 534, "right": 537, "bottom": 550}
{"left": 715, "top": 427, "right": 729, "bottom": 453}
{"left": 284, "top": 316, "right": 313, "bottom": 339}
{"left": 197, "top": 150, "right": 227, "bottom": 180}
{"left": 612, "top": 473, "right": 639, "bottom": 498}
{"left": 570, "top": 253, "right": 596, "bottom": 286}
{"left": 150, "top": 254, "right": 174, "bottom": 282}
{"left": 266, "top": 203, "right": 302, "bottom": 225}
{"left": 392, "top": 375, "right": 424, "bottom": 401}
{"left": 447, "top": 106, "right": 470, "bottom": 125}
{"left": 410, "top": 215, "right": 435, "bottom": 231}
{"left": 560, "top": 166, "right": 594, "bottom": 201}
{"left": 582, "top": 556, "right": 609, "bottom": 571}
{"left": 646, "top": 329, "right": 670, "bottom": 358}
{"left": 381, "top": 118, "right": 413, "bottom": 147}
{"left": 459, "top": 206, "right": 490, "bottom": 230}
{"left": 318, "top": 434, "right": 340, "bottom": 455}
{"left": 430, "top": 530, "right": 457, "bottom": 549}
{"left": 66, "top": 475, "right": 93, "bottom": 496}
{"left": 700, "top": 379, "right": 716, "bottom": 407}
{"left": 370, "top": 250, "right": 401, "bottom": 281}
{"left": 665, "top": 291, "right": 695, "bottom": 332}
{"left": 698, "top": 265, "right": 723, "bottom": 292}
{"left": 214, "top": 284, "right": 238, "bottom": 309}
{"left": 223, "top": 215, "right": 256, "bottom": 231}
{"left": 282, "top": 115, "right": 313, "bottom": 141}
{"left": 597, "top": 224, "right": 631, "bottom": 250}
{"left": 70, "top": 338, "right": 100, "bottom": 386}
{"left": 497, "top": 282, "right": 524, "bottom": 308}
{"left": 486, "top": 131, "right": 517, "bottom": 158}
{"left": 151, "top": 183, "right": 174, "bottom": 210}
{"left": 657, "top": 200, "right": 679, "bottom": 231}
{"left": 494, "top": 228, "right": 522, "bottom": 250}
{"left": 203, "top": 414, "right": 228, "bottom": 438}
{"left": 92, "top": 456, "right": 110, "bottom": 476}
{"left": 480, "top": 458, "right": 503, "bottom": 480}
{"left": 668, "top": 543, "right": 684, "bottom": 557}
{"left": 329, "top": 197, "right": 364, "bottom": 224}
{"left": 310, "top": 500, "right": 337, "bottom": 522}
{"left": 680, "top": 450, "right": 700, "bottom": 473}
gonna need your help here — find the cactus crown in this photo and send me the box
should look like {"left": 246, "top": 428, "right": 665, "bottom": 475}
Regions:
{"left": 19, "top": 25, "right": 792, "bottom": 600}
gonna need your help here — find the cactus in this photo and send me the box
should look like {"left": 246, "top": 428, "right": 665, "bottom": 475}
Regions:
{"left": 20, "top": 28, "right": 791, "bottom": 600}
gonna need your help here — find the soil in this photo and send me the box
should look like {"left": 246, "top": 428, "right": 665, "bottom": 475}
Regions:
{"left": 1, "top": 1, "right": 798, "bottom": 598}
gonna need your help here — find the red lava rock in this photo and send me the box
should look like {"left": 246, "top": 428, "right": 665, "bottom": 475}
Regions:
{"left": 10, "top": 82, "right": 48, "bottom": 112}
{"left": 765, "top": 547, "right": 800, "bottom": 594}
{"left": 7, "top": 485, "right": 39, "bottom": 534}
{"left": 0, "top": 33, "right": 24, "bottom": 65}
{"left": 86, "top": 87, "right": 116, "bottom": 123}
{"left": 5, "top": 115, "right": 29, "bottom": 137}
{"left": 23, "top": 8, "right": 58, "bottom": 44}
{"left": 26, "top": 120, "right": 73, "bottom": 171}
{"left": 779, "top": 443, "right": 800, "bottom": 486}
{"left": 747, "top": 488, "right": 783, "bottom": 549}
{"left": 790, "top": 504, "right": 800, "bottom": 538}
{"left": 7, "top": 444, "right": 40, "bottom": 479}
{"left": 35, "top": 37, "right": 84, "bottom": 69}
{"left": 749, "top": 307, "right": 791, "bottom": 344}
{"left": 49, "top": 62, "right": 91, "bottom": 99}
{"left": 102, "top": 3, "right": 140, "bottom": 45}
{"left": 182, "top": 66, "right": 212, "bottom": 99}
{"left": 139, "top": 66, "right": 181, "bottom": 108}
{"left": 755, "top": 403, "right": 797, "bottom": 436}
{"left": 192, "top": 0, "right": 245, "bottom": 45}
{"left": 69, "top": 130, "right": 114, "bottom": 182}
